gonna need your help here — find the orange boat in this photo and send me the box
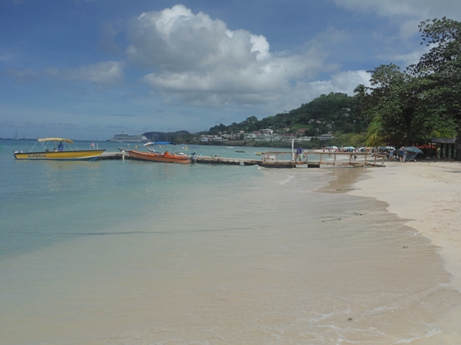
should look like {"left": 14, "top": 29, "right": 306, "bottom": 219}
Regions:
{"left": 127, "top": 149, "right": 192, "bottom": 164}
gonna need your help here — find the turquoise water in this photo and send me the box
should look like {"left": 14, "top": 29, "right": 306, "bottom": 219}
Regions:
{"left": 1, "top": 139, "right": 460, "bottom": 344}
{"left": 0, "top": 140, "right": 273, "bottom": 258}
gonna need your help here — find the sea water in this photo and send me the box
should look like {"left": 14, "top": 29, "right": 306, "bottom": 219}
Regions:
{"left": 1, "top": 139, "right": 460, "bottom": 344}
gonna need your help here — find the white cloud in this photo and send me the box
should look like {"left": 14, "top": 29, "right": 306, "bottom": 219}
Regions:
{"left": 126, "top": 5, "right": 329, "bottom": 108}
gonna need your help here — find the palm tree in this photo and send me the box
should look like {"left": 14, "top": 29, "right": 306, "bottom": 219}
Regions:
{"left": 365, "top": 114, "right": 386, "bottom": 147}
{"left": 353, "top": 84, "right": 370, "bottom": 126}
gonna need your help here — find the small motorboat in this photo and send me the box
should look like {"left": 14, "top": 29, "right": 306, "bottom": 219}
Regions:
{"left": 127, "top": 141, "right": 193, "bottom": 164}
{"left": 127, "top": 149, "right": 192, "bottom": 164}
{"left": 14, "top": 138, "right": 105, "bottom": 161}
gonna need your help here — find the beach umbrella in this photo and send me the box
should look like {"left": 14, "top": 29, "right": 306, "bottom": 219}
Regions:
{"left": 404, "top": 146, "right": 423, "bottom": 154}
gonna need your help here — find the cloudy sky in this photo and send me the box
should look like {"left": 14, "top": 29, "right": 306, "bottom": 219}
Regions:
{"left": 1, "top": 0, "right": 461, "bottom": 140}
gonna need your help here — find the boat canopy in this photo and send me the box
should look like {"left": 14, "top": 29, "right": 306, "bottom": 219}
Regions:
{"left": 38, "top": 138, "right": 74, "bottom": 144}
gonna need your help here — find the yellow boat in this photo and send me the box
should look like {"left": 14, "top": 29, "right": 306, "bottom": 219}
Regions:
{"left": 14, "top": 138, "right": 105, "bottom": 161}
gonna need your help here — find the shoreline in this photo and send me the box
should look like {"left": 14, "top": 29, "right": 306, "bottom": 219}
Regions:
{"left": 347, "top": 161, "right": 461, "bottom": 343}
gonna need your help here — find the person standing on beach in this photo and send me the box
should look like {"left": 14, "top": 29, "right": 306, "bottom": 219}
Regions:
{"left": 388, "top": 149, "right": 394, "bottom": 161}
{"left": 399, "top": 146, "right": 405, "bottom": 162}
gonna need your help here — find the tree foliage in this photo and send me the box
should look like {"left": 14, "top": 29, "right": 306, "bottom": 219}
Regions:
{"left": 364, "top": 64, "right": 432, "bottom": 146}
{"left": 409, "top": 17, "right": 461, "bottom": 136}
{"left": 363, "top": 17, "right": 461, "bottom": 148}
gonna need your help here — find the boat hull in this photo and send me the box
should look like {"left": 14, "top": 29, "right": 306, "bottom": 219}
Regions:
{"left": 14, "top": 150, "right": 106, "bottom": 161}
{"left": 127, "top": 150, "right": 191, "bottom": 164}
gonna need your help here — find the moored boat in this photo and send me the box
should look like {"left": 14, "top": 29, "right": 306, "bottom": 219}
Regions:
{"left": 14, "top": 138, "right": 105, "bottom": 161}
{"left": 126, "top": 141, "right": 194, "bottom": 164}
{"left": 127, "top": 149, "right": 192, "bottom": 164}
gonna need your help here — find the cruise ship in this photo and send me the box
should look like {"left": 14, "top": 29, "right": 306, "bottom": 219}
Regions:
{"left": 110, "top": 133, "right": 148, "bottom": 143}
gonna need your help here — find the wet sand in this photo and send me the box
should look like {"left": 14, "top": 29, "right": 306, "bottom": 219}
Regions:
{"left": 2, "top": 164, "right": 461, "bottom": 344}
{"left": 346, "top": 161, "right": 461, "bottom": 344}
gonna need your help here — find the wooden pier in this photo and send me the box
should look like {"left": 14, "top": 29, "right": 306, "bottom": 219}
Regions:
{"left": 98, "top": 150, "right": 386, "bottom": 168}
{"left": 303, "top": 151, "right": 386, "bottom": 168}
{"left": 195, "top": 156, "right": 259, "bottom": 166}
{"left": 262, "top": 150, "right": 386, "bottom": 168}
{"left": 195, "top": 155, "right": 294, "bottom": 168}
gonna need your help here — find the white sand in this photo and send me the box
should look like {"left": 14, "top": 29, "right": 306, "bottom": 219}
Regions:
{"left": 350, "top": 161, "right": 461, "bottom": 344}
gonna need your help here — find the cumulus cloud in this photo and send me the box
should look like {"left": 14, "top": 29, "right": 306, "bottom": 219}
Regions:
{"left": 7, "top": 61, "right": 124, "bottom": 85}
{"left": 126, "top": 5, "right": 328, "bottom": 107}
{"left": 4, "top": 4, "right": 384, "bottom": 118}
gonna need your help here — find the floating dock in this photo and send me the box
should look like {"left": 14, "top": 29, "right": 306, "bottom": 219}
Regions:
{"left": 99, "top": 152, "right": 126, "bottom": 160}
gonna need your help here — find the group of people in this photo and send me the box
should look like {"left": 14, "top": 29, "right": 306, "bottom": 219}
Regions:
{"left": 387, "top": 146, "right": 406, "bottom": 162}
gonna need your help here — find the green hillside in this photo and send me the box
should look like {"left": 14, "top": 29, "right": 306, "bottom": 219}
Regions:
{"left": 209, "top": 92, "right": 365, "bottom": 136}
{"left": 143, "top": 92, "right": 367, "bottom": 147}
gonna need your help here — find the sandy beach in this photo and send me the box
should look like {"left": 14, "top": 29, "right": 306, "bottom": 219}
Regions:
{"left": 349, "top": 160, "right": 461, "bottom": 344}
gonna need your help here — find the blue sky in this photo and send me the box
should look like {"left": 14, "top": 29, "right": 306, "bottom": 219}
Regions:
{"left": 1, "top": 0, "right": 461, "bottom": 140}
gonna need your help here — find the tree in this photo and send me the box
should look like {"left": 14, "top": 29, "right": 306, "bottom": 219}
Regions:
{"left": 353, "top": 84, "right": 370, "bottom": 125}
{"left": 364, "top": 64, "right": 431, "bottom": 146}
{"left": 305, "top": 127, "right": 317, "bottom": 136}
{"left": 408, "top": 17, "right": 461, "bottom": 157}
